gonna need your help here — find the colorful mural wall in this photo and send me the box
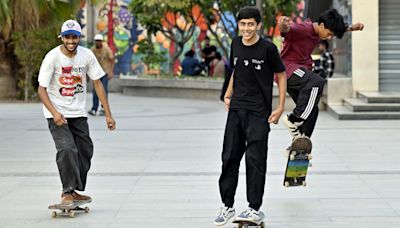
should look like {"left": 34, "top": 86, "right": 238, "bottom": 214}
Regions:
{"left": 81, "top": 0, "right": 304, "bottom": 77}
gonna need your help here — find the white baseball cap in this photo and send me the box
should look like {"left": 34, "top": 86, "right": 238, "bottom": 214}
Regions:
{"left": 94, "top": 34, "right": 103, "bottom": 41}
{"left": 60, "top": 20, "right": 81, "bottom": 37}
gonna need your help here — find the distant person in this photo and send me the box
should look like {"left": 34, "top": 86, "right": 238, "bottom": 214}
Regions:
{"left": 201, "top": 36, "right": 217, "bottom": 75}
{"left": 88, "top": 34, "right": 114, "bottom": 116}
{"left": 313, "top": 40, "right": 335, "bottom": 78}
{"left": 210, "top": 52, "right": 225, "bottom": 77}
{"left": 181, "top": 50, "right": 203, "bottom": 76}
{"left": 37, "top": 20, "right": 116, "bottom": 206}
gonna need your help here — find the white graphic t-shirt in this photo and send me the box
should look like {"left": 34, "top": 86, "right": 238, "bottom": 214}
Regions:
{"left": 38, "top": 45, "right": 105, "bottom": 118}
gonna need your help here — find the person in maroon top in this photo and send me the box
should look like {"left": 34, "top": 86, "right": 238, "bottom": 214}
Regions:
{"left": 278, "top": 9, "right": 364, "bottom": 138}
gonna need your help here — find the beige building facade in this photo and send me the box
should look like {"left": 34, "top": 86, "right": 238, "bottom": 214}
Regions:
{"left": 327, "top": 0, "right": 400, "bottom": 106}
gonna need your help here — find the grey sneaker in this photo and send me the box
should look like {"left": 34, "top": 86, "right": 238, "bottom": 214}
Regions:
{"left": 98, "top": 109, "right": 105, "bottom": 116}
{"left": 236, "top": 207, "right": 265, "bottom": 224}
{"left": 214, "top": 206, "right": 235, "bottom": 226}
{"left": 88, "top": 109, "right": 96, "bottom": 116}
{"left": 283, "top": 114, "right": 303, "bottom": 137}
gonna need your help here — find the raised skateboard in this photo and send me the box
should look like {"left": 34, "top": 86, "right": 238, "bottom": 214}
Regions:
{"left": 233, "top": 219, "right": 265, "bottom": 228}
{"left": 284, "top": 135, "right": 312, "bottom": 187}
{"left": 48, "top": 199, "right": 91, "bottom": 218}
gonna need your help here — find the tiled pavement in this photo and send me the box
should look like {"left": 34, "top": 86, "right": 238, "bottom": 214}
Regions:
{"left": 0, "top": 93, "right": 399, "bottom": 228}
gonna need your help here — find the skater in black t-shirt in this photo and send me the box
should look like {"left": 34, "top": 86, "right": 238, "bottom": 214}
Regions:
{"left": 214, "top": 6, "right": 287, "bottom": 226}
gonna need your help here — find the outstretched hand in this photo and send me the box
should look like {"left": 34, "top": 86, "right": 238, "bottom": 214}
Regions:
{"left": 278, "top": 16, "right": 290, "bottom": 25}
{"left": 278, "top": 16, "right": 291, "bottom": 33}
{"left": 351, "top": 22, "right": 364, "bottom": 31}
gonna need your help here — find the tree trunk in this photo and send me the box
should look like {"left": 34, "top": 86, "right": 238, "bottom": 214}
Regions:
{"left": 24, "top": 68, "right": 30, "bottom": 102}
{"left": 0, "top": 40, "right": 16, "bottom": 99}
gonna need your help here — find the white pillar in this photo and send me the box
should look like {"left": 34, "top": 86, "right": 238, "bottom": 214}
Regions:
{"left": 351, "top": 0, "right": 379, "bottom": 94}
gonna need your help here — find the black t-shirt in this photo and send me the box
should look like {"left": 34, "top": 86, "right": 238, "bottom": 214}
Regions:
{"left": 229, "top": 36, "right": 285, "bottom": 116}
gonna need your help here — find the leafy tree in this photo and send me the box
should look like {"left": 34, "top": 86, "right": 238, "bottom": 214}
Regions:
{"left": 199, "top": 0, "right": 298, "bottom": 57}
{"left": 129, "top": 0, "right": 203, "bottom": 74}
{"left": 136, "top": 39, "right": 167, "bottom": 75}
{"left": 12, "top": 28, "right": 60, "bottom": 101}
{"left": 263, "top": 0, "right": 300, "bottom": 37}
{"left": 0, "top": 0, "right": 88, "bottom": 101}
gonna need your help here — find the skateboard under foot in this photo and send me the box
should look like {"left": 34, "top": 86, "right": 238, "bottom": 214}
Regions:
{"left": 284, "top": 135, "right": 312, "bottom": 187}
{"left": 233, "top": 219, "right": 265, "bottom": 228}
{"left": 48, "top": 200, "right": 91, "bottom": 218}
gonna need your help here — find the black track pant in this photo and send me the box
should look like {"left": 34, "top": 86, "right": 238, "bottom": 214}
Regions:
{"left": 47, "top": 117, "right": 93, "bottom": 193}
{"left": 219, "top": 110, "right": 270, "bottom": 211}
{"left": 287, "top": 67, "right": 326, "bottom": 137}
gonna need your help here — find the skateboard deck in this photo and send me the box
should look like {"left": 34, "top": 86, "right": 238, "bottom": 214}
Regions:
{"left": 284, "top": 136, "right": 312, "bottom": 187}
{"left": 233, "top": 219, "right": 265, "bottom": 228}
{"left": 48, "top": 199, "right": 91, "bottom": 218}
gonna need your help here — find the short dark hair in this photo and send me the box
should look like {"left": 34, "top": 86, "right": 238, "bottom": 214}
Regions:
{"left": 237, "top": 6, "right": 261, "bottom": 24}
{"left": 185, "top": 50, "right": 195, "bottom": 57}
{"left": 215, "top": 52, "right": 222, "bottom": 60}
{"left": 318, "top": 9, "right": 347, "bottom": 39}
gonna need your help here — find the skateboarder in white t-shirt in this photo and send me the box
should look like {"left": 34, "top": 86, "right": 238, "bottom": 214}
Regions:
{"left": 37, "top": 20, "right": 116, "bottom": 206}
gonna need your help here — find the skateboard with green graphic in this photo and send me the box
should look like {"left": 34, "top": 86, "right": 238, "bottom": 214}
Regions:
{"left": 284, "top": 136, "right": 312, "bottom": 187}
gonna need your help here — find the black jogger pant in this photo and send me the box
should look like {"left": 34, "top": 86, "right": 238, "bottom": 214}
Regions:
{"left": 47, "top": 117, "right": 93, "bottom": 193}
{"left": 219, "top": 110, "right": 270, "bottom": 211}
{"left": 287, "top": 67, "right": 326, "bottom": 137}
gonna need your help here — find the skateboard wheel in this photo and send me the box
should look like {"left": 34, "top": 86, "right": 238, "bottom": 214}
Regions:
{"left": 284, "top": 149, "right": 290, "bottom": 157}
{"left": 52, "top": 211, "right": 57, "bottom": 218}
{"left": 290, "top": 154, "right": 295, "bottom": 160}
{"left": 69, "top": 211, "right": 75, "bottom": 218}
{"left": 307, "top": 154, "right": 313, "bottom": 160}
{"left": 302, "top": 181, "right": 307, "bottom": 187}
{"left": 284, "top": 181, "right": 289, "bottom": 187}
{"left": 84, "top": 207, "right": 89, "bottom": 213}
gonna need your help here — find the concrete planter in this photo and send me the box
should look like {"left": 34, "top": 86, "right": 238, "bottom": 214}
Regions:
{"left": 120, "top": 78, "right": 224, "bottom": 100}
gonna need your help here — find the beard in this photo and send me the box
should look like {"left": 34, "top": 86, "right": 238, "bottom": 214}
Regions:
{"left": 63, "top": 43, "right": 78, "bottom": 53}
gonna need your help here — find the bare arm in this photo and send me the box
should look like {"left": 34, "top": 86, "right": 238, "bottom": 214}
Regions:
{"left": 37, "top": 86, "right": 67, "bottom": 126}
{"left": 268, "top": 72, "right": 287, "bottom": 124}
{"left": 278, "top": 16, "right": 291, "bottom": 33}
{"left": 223, "top": 72, "right": 234, "bottom": 112}
{"left": 93, "top": 79, "right": 116, "bottom": 130}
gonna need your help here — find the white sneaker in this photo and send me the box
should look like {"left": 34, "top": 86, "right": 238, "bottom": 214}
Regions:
{"left": 283, "top": 115, "right": 303, "bottom": 137}
{"left": 214, "top": 206, "right": 235, "bottom": 226}
{"left": 236, "top": 207, "right": 265, "bottom": 224}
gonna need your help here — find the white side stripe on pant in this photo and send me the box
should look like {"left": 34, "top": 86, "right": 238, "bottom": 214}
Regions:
{"left": 294, "top": 69, "right": 305, "bottom": 77}
{"left": 300, "top": 87, "right": 318, "bottom": 119}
